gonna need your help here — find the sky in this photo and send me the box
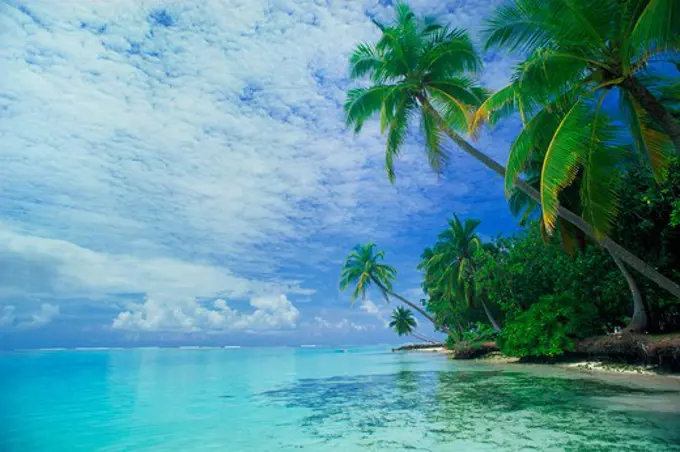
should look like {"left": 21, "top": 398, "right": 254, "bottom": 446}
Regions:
{"left": 0, "top": 0, "right": 524, "bottom": 349}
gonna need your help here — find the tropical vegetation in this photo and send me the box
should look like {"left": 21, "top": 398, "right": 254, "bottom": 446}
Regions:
{"left": 343, "top": 1, "right": 680, "bottom": 300}
{"left": 339, "top": 2, "right": 679, "bottom": 359}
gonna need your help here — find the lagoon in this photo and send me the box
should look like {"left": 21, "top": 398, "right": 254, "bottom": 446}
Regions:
{"left": 1, "top": 347, "right": 679, "bottom": 451}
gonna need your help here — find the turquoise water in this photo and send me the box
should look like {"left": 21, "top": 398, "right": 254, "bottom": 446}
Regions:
{"left": 1, "top": 347, "right": 679, "bottom": 451}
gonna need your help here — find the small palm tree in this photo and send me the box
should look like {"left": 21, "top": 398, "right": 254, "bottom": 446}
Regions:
{"left": 344, "top": 3, "right": 680, "bottom": 299}
{"left": 390, "top": 306, "right": 418, "bottom": 336}
{"left": 420, "top": 215, "right": 502, "bottom": 331}
{"left": 339, "top": 243, "right": 452, "bottom": 335}
{"left": 476, "top": 0, "right": 680, "bottom": 236}
{"left": 389, "top": 307, "right": 438, "bottom": 343}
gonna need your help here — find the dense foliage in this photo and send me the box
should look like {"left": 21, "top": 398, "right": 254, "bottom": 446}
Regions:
{"left": 497, "top": 293, "right": 598, "bottom": 358}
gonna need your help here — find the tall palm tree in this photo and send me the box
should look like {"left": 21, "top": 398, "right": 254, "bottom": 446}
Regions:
{"left": 339, "top": 243, "right": 452, "bottom": 335}
{"left": 476, "top": 0, "right": 679, "bottom": 237}
{"left": 344, "top": 2, "right": 680, "bottom": 298}
{"left": 419, "top": 215, "right": 502, "bottom": 331}
{"left": 389, "top": 306, "right": 437, "bottom": 342}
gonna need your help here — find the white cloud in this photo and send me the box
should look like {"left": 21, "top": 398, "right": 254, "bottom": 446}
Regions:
{"left": 112, "top": 294, "right": 299, "bottom": 332}
{"left": 0, "top": 0, "right": 516, "bottom": 336}
{"left": 0, "top": 227, "right": 311, "bottom": 302}
{"left": 359, "top": 299, "right": 380, "bottom": 315}
{"left": 358, "top": 299, "right": 392, "bottom": 328}
{"left": 310, "top": 316, "right": 372, "bottom": 332}
{"left": 0, "top": 303, "right": 59, "bottom": 329}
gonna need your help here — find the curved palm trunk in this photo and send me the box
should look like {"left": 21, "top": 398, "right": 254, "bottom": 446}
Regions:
{"left": 420, "top": 98, "right": 680, "bottom": 299}
{"left": 372, "top": 277, "right": 453, "bottom": 336}
{"left": 480, "top": 299, "right": 502, "bottom": 333}
{"left": 411, "top": 331, "right": 439, "bottom": 343}
{"left": 622, "top": 76, "right": 680, "bottom": 154}
{"left": 611, "top": 254, "right": 648, "bottom": 333}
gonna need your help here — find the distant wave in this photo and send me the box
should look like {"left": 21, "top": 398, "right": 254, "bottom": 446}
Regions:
{"left": 223, "top": 346, "right": 241, "bottom": 349}
{"left": 37, "top": 348, "right": 67, "bottom": 351}
{"left": 300, "top": 345, "right": 317, "bottom": 348}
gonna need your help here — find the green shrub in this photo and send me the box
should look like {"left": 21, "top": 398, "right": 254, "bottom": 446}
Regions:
{"left": 462, "top": 322, "right": 497, "bottom": 343}
{"left": 444, "top": 335, "right": 457, "bottom": 349}
{"left": 498, "top": 292, "right": 597, "bottom": 358}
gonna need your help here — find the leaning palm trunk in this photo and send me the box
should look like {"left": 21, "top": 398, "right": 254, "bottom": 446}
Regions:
{"left": 611, "top": 255, "right": 648, "bottom": 333}
{"left": 480, "top": 299, "right": 502, "bottom": 333}
{"left": 411, "top": 331, "right": 439, "bottom": 343}
{"left": 419, "top": 97, "right": 680, "bottom": 300}
{"left": 372, "top": 277, "right": 453, "bottom": 336}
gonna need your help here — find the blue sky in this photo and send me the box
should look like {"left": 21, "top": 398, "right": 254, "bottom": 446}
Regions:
{"left": 0, "top": 0, "right": 523, "bottom": 348}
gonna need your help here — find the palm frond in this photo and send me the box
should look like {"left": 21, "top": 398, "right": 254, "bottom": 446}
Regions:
{"left": 540, "top": 99, "right": 591, "bottom": 233}
{"left": 469, "top": 83, "right": 518, "bottom": 135}
{"left": 483, "top": 0, "right": 552, "bottom": 52}
{"left": 541, "top": 95, "right": 620, "bottom": 235}
{"left": 421, "top": 104, "right": 447, "bottom": 176}
{"left": 420, "top": 28, "right": 480, "bottom": 76}
{"left": 427, "top": 86, "right": 473, "bottom": 132}
{"left": 349, "top": 43, "right": 386, "bottom": 82}
{"left": 505, "top": 107, "right": 561, "bottom": 193}
{"left": 344, "top": 85, "right": 398, "bottom": 132}
{"left": 619, "top": 88, "right": 672, "bottom": 180}
{"left": 628, "top": 0, "right": 680, "bottom": 68}
{"left": 385, "top": 96, "right": 414, "bottom": 182}
{"left": 514, "top": 48, "right": 591, "bottom": 102}
{"left": 427, "top": 78, "right": 485, "bottom": 108}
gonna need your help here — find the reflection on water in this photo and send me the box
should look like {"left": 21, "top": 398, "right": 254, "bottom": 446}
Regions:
{"left": 262, "top": 369, "right": 680, "bottom": 451}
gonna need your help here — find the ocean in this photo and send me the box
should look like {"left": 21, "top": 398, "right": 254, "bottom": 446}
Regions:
{"left": 1, "top": 346, "right": 679, "bottom": 451}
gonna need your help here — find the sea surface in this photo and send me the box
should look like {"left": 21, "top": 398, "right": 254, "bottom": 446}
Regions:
{"left": 1, "top": 346, "right": 680, "bottom": 451}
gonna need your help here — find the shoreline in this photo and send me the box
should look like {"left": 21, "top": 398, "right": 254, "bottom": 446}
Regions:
{"left": 393, "top": 345, "right": 680, "bottom": 380}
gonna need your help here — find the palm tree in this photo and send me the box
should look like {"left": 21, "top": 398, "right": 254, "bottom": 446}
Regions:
{"left": 339, "top": 243, "right": 452, "bottom": 335}
{"left": 389, "top": 306, "right": 437, "bottom": 342}
{"left": 344, "top": 2, "right": 680, "bottom": 298}
{"left": 420, "top": 215, "right": 502, "bottom": 331}
{"left": 389, "top": 306, "right": 418, "bottom": 335}
{"left": 476, "top": 0, "right": 679, "bottom": 237}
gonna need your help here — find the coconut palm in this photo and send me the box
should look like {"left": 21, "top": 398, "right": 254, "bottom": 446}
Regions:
{"left": 339, "top": 243, "right": 452, "bottom": 335}
{"left": 344, "top": 2, "right": 680, "bottom": 298}
{"left": 389, "top": 306, "right": 437, "bottom": 342}
{"left": 419, "top": 215, "right": 502, "bottom": 331}
{"left": 389, "top": 306, "right": 418, "bottom": 335}
{"left": 476, "top": 0, "right": 679, "bottom": 237}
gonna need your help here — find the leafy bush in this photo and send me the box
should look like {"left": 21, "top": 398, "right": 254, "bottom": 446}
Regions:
{"left": 444, "top": 335, "right": 457, "bottom": 350}
{"left": 474, "top": 225, "right": 630, "bottom": 333}
{"left": 498, "top": 292, "right": 598, "bottom": 358}
{"left": 461, "top": 322, "right": 497, "bottom": 342}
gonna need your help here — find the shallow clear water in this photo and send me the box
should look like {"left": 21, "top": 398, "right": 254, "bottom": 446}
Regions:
{"left": 1, "top": 347, "right": 679, "bottom": 451}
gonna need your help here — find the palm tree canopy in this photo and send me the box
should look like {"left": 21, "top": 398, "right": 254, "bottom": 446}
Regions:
{"left": 339, "top": 243, "right": 397, "bottom": 302}
{"left": 475, "top": 0, "right": 680, "bottom": 236}
{"left": 344, "top": 2, "right": 487, "bottom": 181}
{"left": 389, "top": 306, "right": 418, "bottom": 336}
{"left": 419, "top": 214, "right": 483, "bottom": 306}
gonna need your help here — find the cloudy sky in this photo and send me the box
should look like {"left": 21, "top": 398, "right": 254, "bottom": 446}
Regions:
{"left": 0, "top": 0, "right": 522, "bottom": 348}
